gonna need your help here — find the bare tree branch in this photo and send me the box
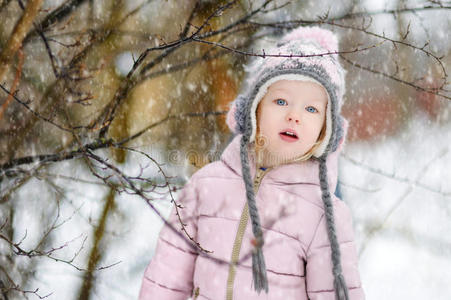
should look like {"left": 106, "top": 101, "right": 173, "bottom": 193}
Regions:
{"left": 0, "top": 0, "right": 44, "bottom": 83}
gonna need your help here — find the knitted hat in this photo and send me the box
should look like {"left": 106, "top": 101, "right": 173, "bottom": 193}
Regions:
{"left": 226, "top": 26, "right": 349, "bottom": 299}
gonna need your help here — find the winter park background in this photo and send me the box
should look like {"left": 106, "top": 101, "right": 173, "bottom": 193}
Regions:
{"left": 0, "top": 0, "right": 450, "bottom": 299}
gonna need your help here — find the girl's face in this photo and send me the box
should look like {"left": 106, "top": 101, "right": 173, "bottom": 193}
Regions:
{"left": 256, "top": 80, "right": 328, "bottom": 167}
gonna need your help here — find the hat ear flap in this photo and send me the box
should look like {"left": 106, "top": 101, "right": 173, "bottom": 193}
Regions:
{"left": 227, "top": 94, "right": 248, "bottom": 134}
{"left": 336, "top": 116, "right": 348, "bottom": 152}
{"left": 226, "top": 101, "right": 238, "bottom": 133}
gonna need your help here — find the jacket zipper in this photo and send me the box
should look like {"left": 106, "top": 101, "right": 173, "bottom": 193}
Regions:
{"left": 225, "top": 167, "right": 272, "bottom": 300}
{"left": 193, "top": 286, "right": 200, "bottom": 299}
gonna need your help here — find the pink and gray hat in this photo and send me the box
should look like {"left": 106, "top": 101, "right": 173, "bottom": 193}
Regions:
{"left": 225, "top": 26, "right": 350, "bottom": 299}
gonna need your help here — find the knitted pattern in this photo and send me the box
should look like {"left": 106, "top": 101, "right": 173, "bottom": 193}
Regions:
{"left": 319, "top": 157, "right": 350, "bottom": 299}
{"left": 227, "top": 26, "right": 347, "bottom": 158}
{"left": 227, "top": 26, "right": 350, "bottom": 299}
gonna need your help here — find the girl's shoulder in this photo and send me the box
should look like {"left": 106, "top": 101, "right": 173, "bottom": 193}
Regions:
{"left": 189, "top": 159, "right": 239, "bottom": 182}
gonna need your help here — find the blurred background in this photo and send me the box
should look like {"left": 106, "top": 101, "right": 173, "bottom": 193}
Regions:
{"left": 0, "top": 0, "right": 450, "bottom": 299}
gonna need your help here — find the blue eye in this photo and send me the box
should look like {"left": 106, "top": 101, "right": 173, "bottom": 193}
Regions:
{"left": 276, "top": 99, "right": 287, "bottom": 106}
{"left": 306, "top": 106, "right": 318, "bottom": 113}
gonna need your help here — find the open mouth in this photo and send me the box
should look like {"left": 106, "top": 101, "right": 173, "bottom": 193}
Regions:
{"left": 279, "top": 130, "right": 299, "bottom": 142}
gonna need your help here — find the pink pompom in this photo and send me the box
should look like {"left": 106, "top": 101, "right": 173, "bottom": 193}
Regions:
{"left": 282, "top": 26, "right": 338, "bottom": 53}
{"left": 226, "top": 102, "right": 237, "bottom": 133}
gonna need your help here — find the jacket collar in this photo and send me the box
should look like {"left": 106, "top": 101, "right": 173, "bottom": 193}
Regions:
{"left": 220, "top": 134, "right": 338, "bottom": 191}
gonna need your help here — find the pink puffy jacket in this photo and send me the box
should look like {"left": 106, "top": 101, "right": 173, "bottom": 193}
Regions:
{"left": 139, "top": 134, "right": 365, "bottom": 299}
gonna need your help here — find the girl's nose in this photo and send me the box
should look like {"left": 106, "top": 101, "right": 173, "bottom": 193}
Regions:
{"left": 287, "top": 114, "right": 300, "bottom": 124}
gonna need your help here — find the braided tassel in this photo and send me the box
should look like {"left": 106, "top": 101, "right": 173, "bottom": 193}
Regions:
{"left": 335, "top": 273, "right": 350, "bottom": 300}
{"left": 251, "top": 234, "right": 268, "bottom": 293}
{"left": 240, "top": 135, "right": 269, "bottom": 294}
{"left": 318, "top": 157, "right": 350, "bottom": 300}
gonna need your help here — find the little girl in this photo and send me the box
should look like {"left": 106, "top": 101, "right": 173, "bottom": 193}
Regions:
{"left": 139, "top": 26, "right": 365, "bottom": 300}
